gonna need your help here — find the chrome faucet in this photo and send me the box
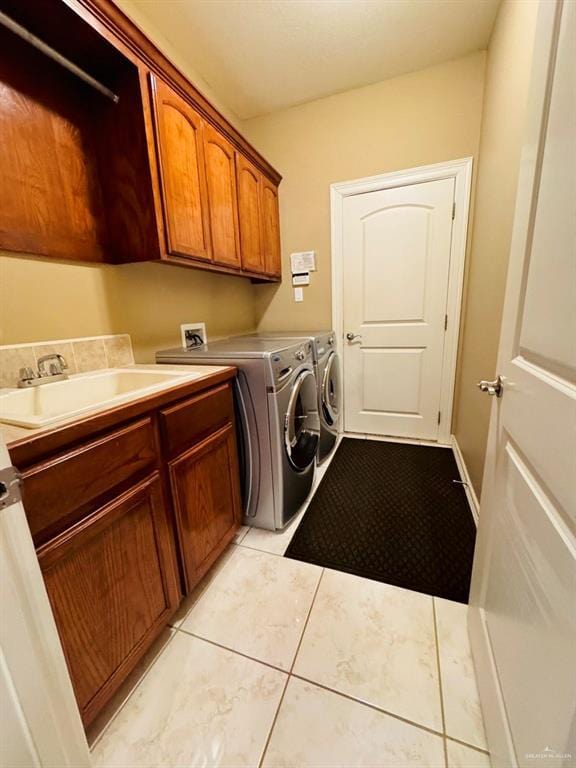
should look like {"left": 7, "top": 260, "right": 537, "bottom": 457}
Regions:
{"left": 18, "top": 354, "right": 69, "bottom": 388}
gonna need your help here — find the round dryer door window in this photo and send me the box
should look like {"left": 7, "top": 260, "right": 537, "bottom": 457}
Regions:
{"left": 284, "top": 369, "right": 320, "bottom": 471}
{"left": 322, "top": 351, "right": 340, "bottom": 426}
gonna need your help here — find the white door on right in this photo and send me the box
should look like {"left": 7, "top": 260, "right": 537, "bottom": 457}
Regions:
{"left": 342, "top": 177, "right": 454, "bottom": 439}
{"left": 469, "top": 1, "right": 576, "bottom": 765}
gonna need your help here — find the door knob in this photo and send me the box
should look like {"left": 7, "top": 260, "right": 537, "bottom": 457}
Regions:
{"left": 477, "top": 375, "right": 503, "bottom": 397}
{"left": 346, "top": 332, "right": 361, "bottom": 342}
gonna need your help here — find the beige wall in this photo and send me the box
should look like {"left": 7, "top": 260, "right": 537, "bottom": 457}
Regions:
{"left": 0, "top": 255, "right": 116, "bottom": 344}
{"left": 453, "top": 0, "right": 539, "bottom": 494}
{"left": 105, "top": 263, "right": 258, "bottom": 362}
{"left": 0, "top": 255, "right": 258, "bottom": 361}
{"left": 243, "top": 52, "right": 486, "bottom": 332}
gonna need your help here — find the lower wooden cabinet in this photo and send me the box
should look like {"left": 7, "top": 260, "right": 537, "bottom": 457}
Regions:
{"left": 12, "top": 373, "right": 242, "bottom": 729}
{"left": 37, "top": 473, "right": 179, "bottom": 726}
{"left": 169, "top": 423, "right": 242, "bottom": 591}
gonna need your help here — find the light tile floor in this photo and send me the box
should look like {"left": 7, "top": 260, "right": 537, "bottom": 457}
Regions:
{"left": 91, "top": 438, "right": 490, "bottom": 767}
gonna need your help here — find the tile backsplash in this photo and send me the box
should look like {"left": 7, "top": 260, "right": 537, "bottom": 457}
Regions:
{"left": 0, "top": 334, "right": 134, "bottom": 389}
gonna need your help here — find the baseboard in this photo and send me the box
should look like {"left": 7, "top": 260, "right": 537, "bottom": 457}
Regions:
{"left": 451, "top": 435, "right": 480, "bottom": 524}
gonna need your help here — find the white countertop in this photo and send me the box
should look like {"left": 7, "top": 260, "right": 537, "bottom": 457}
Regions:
{"left": 1, "top": 363, "right": 231, "bottom": 445}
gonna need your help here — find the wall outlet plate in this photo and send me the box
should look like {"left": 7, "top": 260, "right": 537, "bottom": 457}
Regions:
{"left": 180, "top": 322, "right": 206, "bottom": 349}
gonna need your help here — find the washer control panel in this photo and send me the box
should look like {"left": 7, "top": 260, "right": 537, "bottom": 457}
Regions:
{"left": 271, "top": 343, "right": 312, "bottom": 383}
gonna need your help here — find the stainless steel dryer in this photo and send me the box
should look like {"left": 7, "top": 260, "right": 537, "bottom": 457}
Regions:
{"left": 156, "top": 338, "right": 319, "bottom": 531}
{"left": 241, "top": 331, "right": 340, "bottom": 463}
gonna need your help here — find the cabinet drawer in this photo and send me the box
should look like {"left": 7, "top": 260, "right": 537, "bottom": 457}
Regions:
{"left": 159, "top": 383, "right": 234, "bottom": 459}
{"left": 22, "top": 417, "right": 158, "bottom": 545}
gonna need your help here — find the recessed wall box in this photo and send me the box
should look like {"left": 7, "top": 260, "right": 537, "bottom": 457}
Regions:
{"left": 180, "top": 322, "right": 206, "bottom": 349}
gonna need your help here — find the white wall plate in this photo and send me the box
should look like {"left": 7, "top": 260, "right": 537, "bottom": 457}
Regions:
{"left": 180, "top": 322, "right": 207, "bottom": 349}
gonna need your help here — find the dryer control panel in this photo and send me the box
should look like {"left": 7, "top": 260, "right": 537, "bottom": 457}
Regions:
{"left": 314, "top": 333, "right": 336, "bottom": 360}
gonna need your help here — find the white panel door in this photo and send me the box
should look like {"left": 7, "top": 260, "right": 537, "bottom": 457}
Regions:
{"left": 342, "top": 177, "right": 455, "bottom": 439}
{"left": 469, "top": 2, "right": 576, "bottom": 766}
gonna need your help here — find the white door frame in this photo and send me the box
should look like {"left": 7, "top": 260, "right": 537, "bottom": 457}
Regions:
{"left": 469, "top": 1, "right": 573, "bottom": 764}
{"left": 0, "top": 436, "right": 91, "bottom": 768}
{"left": 330, "top": 157, "right": 473, "bottom": 444}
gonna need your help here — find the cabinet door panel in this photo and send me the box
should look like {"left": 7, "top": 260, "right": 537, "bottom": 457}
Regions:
{"left": 236, "top": 153, "right": 264, "bottom": 273}
{"left": 169, "top": 424, "right": 241, "bottom": 591}
{"left": 204, "top": 124, "right": 241, "bottom": 268}
{"left": 38, "top": 473, "right": 179, "bottom": 726}
{"left": 150, "top": 75, "right": 211, "bottom": 260}
{"left": 260, "top": 177, "right": 281, "bottom": 277}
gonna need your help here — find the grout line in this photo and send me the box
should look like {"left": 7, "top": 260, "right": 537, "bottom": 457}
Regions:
{"left": 257, "top": 673, "right": 290, "bottom": 768}
{"left": 258, "top": 568, "right": 325, "bottom": 768}
{"left": 235, "top": 541, "right": 288, "bottom": 558}
{"left": 432, "top": 598, "right": 449, "bottom": 768}
{"left": 69, "top": 344, "right": 78, "bottom": 375}
{"left": 445, "top": 735, "right": 491, "bottom": 756}
{"left": 289, "top": 672, "right": 446, "bottom": 740}
{"left": 92, "top": 586, "right": 490, "bottom": 762}
{"left": 174, "top": 627, "right": 288, "bottom": 675}
{"left": 288, "top": 568, "right": 325, "bottom": 674}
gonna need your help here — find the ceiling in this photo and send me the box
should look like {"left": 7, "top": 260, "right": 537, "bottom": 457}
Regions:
{"left": 127, "top": 0, "right": 500, "bottom": 120}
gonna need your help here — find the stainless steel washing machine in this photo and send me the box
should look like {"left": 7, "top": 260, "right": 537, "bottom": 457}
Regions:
{"left": 241, "top": 331, "right": 340, "bottom": 463}
{"left": 156, "top": 338, "right": 319, "bottom": 530}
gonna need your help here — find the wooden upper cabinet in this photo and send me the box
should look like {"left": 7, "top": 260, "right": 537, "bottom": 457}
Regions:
{"left": 236, "top": 154, "right": 264, "bottom": 274}
{"left": 0, "top": 26, "right": 162, "bottom": 266}
{"left": 1, "top": 2, "right": 282, "bottom": 278}
{"left": 203, "top": 124, "right": 241, "bottom": 269}
{"left": 150, "top": 75, "right": 212, "bottom": 261}
{"left": 260, "top": 178, "right": 282, "bottom": 277}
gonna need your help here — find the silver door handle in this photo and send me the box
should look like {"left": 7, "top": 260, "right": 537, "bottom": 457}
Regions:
{"left": 477, "top": 375, "right": 503, "bottom": 397}
{"left": 346, "top": 332, "right": 362, "bottom": 343}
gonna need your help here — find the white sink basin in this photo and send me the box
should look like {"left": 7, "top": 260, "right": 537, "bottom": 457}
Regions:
{"left": 0, "top": 368, "right": 204, "bottom": 429}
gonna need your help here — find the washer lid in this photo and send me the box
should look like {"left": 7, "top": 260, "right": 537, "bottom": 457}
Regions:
{"left": 284, "top": 369, "right": 319, "bottom": 471}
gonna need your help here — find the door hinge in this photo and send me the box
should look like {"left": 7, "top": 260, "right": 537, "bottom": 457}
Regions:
{"left": 444, "top": 314, "right": 448, "bottom": 331}
{"left": 452, "top": 202, "right": 456, "bottom": 220}
{"left": 0, "top": 466, "right": 22, "bottom": 511}
{"left": 437, "top": 411, "right": 441, "bottom": 425}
